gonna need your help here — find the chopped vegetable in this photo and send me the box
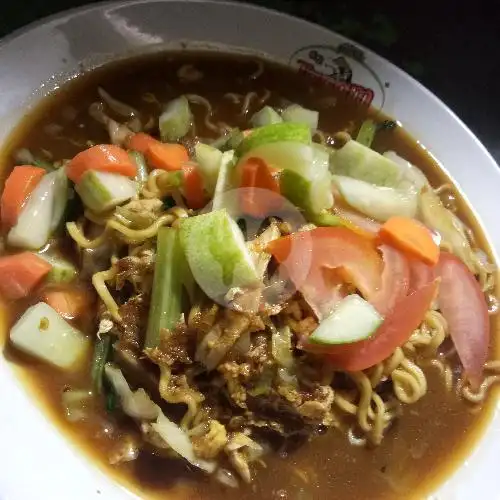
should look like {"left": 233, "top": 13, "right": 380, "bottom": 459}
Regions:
{"left": 356, "top": 119, "right": 377, "bottom": 148}
{"left": 0, "top": 252, "right": 52, "bottom": 300}
{"left": 308, "top": 295, "right": 383, "bottom": 345}
{"left": 419, "top": 187, "right": 476, "bottom": 272}
{"left": 146, "top": 142, "right": 188, "bottom": 171}
{"left": 322, "top": 280, "right": 439, "bottom": 370}
{"left": 271, "top": 325, "right": 294, "bottom": 369}
{"left": 237, "top": 122, "right": 311, "bottom": 156}
{"left": 250, "top": 106, "right": 283, "bottom": 127}
{"left": 127, "top": 133, "right": 158, "bottom": 154}
{"left": 41, "top": 286, "right": 92, "bottom": 320}
{"left": 436, "top": 252, "right": 489, "bottom": 388}
{"left": 409, "top": 260, "right": 435, "bottom": 294}
{"left": 379, "top": 216, "right": 440, "bottom": 265}
{"left": 66, "top": 144, "right": 136, "bottom": 184}
{"left": 333, "top": 175, "right": 418, "bottom": 222}
{"left": 370, "top": 245, "right": 410, "bottom": 315}
{"left": 152, "top": 410, "right": 216, "bottom": 473}
{"left": 281, "top": 104, "right": 319, "bottom": 131}
{"left": 239, "top": 157, "right": 281, "bottom": 217}
{"left": 50, "top": 168, "right": 69, "bottom": 231}
{"left": 180, "top": 210, "right": 260, "bottom": 302}
{"left": 38, "top": 253, "right": 77, "bottom": 284}
{"left": 182, "top": 163, "right": 206, "bottom": 209}
{"left": 330, "top": 140, "right": 401, "bottom": 187}
{"left": 1, "top": 165, "right": 45, "bottom": 229}
{"left": 7, "top": 170, "right": 62, "bottom": 250}
{"left": 212, "top": 150, "right": 236, "bottom": 212}
{"left": 268, "top": 227, "right": 383, "bottom": 303}
{"left": 75, "top": 170, "right": 137, "bottom": 213}
{"left": 91, "top": 334, "right": 112, "bottom": 394}
{"left": 280, "top": 169, "right": 333, "bottom": 214}
{"left": 159, "top": 96, "right": 193, "bottom": 142}
{"left": 195, "top": 143, "right": 223, "bottom": 195}
{"left": 9, "top": 302, "right": 89, "bottom": 369}
{"left": 145, "top": 228, "right": 184, "bottom": 349}
{"left": 383, "top": 151, "right": 429, "bottom": 190}
{"left": 332, "top": 206, "right": 381, "bottom": 237}
{"left": 104, "top": 363, "right": 159, "bottom": 420}
{"left": 129, "top": 150, "right": 149, "bottom": 184}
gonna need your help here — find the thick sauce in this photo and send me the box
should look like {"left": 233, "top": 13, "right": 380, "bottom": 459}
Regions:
{"left": 0, "top": 52, "right": 498, "bottom": 500}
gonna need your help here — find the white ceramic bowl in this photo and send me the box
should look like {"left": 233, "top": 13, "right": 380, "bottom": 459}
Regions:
{"left": 0, "top": 1, "right": 499, "bottom": 499}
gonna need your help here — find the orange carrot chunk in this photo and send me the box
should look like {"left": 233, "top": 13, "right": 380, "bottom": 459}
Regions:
{"left": 127, "top": 133, "right": 159, "bottom": 154}
{"left": 379, "top": 216, "right": 440, "bottom": 265}
{"left": 41, "top": 287, "right": 93, "bottom": 320}
{"left": 145, "top": 142, "right": 189, "bottom": 171}
{"left": 66, "top": 144, "right": 137, "bottom": 184}
{"left": 1, "top": 166, "right": 46, "bottom": 229}
{"left": 182, "top": 163, "right": 206, "bottom": 210}
{"left": 0, "top": 252, "right": 52, "bottom": 300}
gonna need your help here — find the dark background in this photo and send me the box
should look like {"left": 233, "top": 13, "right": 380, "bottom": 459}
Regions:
{"left": 1, "top": 0, "right": 499, "bottom": 161}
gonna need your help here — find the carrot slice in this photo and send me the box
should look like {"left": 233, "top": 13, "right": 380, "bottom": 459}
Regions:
{"left": 145, "top": 142, "right": 189, "bottom": 171}
{"left": 1, "top": 166, "right": 46, "bottom": 229}
{"left": 182, "top": 163, "right": 206, "bottom": 210}
{"left": 66, "top": 144, "right": 137, "bottom": 184}
{"left": 0, "top": 252, "right": 52, "bottom": 300}
{"left": 127, "top": 133, "right": 159, "bottom": 154}
{"left": 239, "top": 157, "right": 281, "bottom": 217}
{"left": 379, "top": 216, "right": 439, "bottom": 265}
{"left": 41, "top": 286, "right": 93, "bottom": 320}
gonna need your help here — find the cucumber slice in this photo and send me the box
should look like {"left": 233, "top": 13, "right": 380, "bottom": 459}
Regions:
{"left": 50, "top": 168, "right": 69, "bottom": 232}
{"left": 195, "top": 143, "right": 223, "bottom": 195}
{"left": 37, "top": 252, "right": 77, "bottom": 284}
{"left": 281, "top": 104, "right": 319, "bottom": 131}
{"left": 250, "top": 106, "right": 283, "bottom": 127}
{"left": 159, "top": 96, "right": 193, "bottom": 142}
{"left": 8, "top": 170, "right": 59, "bottom": 250}
{"left": 10, "top": 302, "right": 90, "bottom": 369}
{"left": 129, "top": 150, "right": 149, "bottom": 184}
{"left": 179, "top": 209, "right": 259, "bottom": 301}
{"left": 330, "top": 140, "right": 402, "bottom": 187}
{"left": 237, "top": 122, "right": 311, "bottom": 156}
{"left": 280, "top": 169, "right": 333, "bottom": 214}
{"left": 212, "top": 150, "right": 236, "bottom": 211}
{"left": 309, "top": 295, "right": 383, "bottom": 345}
{"left": 333, "top": 175, "right": 418, "bottom": 222}
{"left": 76, "top": 171, "right": 137, "bottom": 213}
{"left": 356, "top": 119, "right": 377, "bottom": 148}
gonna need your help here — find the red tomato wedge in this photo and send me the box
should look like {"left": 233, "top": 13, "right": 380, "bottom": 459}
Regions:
{"left": 436, "top": 252, "right": 489, "bottom": 388}
{"left": 370, "top": 245, "right": 410, "bottom": 315}
{"left": 66, "top": 144, "right": 136, "bottom": 183}
{"left": 0, "top": 252, "right": 52, "bottom": 301}
{"left": 182, "top": 163, "right": 206, "bottom": 210}
{"left": 409, "top": 259, "right": 435, "bottom": 294}
{"left": 315, "top": 280, "right": 439, "bottom": 371}
{"left": 268, "top": 227, "right": 383, "bottom": 304}
{"left": 239, "top": 157, "right": 281, "bottom": 217}
{"left": 1, "top": 166, "right": 46, "bottom": 229}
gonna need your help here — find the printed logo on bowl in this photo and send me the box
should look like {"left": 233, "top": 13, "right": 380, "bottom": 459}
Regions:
{"left": 290, "top": 44, "right": 387, "bottom": 109}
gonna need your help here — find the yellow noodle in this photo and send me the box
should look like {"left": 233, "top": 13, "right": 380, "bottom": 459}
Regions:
{"left": 67, "top": 222, "right": 110, "bottom": 249}
{"left": 92, "top": 267, "right": 121, "bottom": 321}
{"left": 392, "top": 358, "right": 427, "bottom": 404}
{"left": 107, "top": 214, "right": 174, "bottom": 243}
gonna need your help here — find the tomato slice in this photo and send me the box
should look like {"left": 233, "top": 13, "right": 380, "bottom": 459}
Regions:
{"left": 436, "top": 252, "right": 489, "bottom": 388}
{"left": 409, "top": 259, "right": 435, "bottom": 294}
{"left": 239, "top": 157, "right": 281, "bottom": 217}
{"left": 310, "top": 280, "right": 439, "bottom": 371}
{"left": 182, "top": 163, "right": 206, "bottom": 210}
{"left": 268, "top": 227, "right": 383, "bottom": 309}
{"left": 370, "top": 245, "right": 410, "bottom": 315}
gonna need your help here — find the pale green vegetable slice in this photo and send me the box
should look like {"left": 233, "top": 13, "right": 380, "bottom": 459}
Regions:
{"left": 356, "top": 119, "right": 377, "bottom": 148}
{"left": 250, "top": 106, "right": 283, "bottom": 127}
{"left": 180, "top": 209, "right": 259, "bottom": 301}
{"left": 195, "top": 143, "right": 223, "bottom": 195}
{"left": 333, "top": 175, "right": 418, "bottom": 222}
{"left": 237, "top": 122, "right": 311, "bottom": 156}
{"left": 383, "top": 151, "right": 429, "bottom": 190}
{"left": 212, "top": 150, "right": 236, "bottom": 211}
{"left": 37, "top": 252, "right": 77, "bottom": 283}
{"left": 330, "top": 140, "right": 402, "bottom": 187}
{"left": 309, "top": 295, "right": 383, "bottom": 345}
{"left": 281, "top": 104, "right": 319, "bottom": 130}
{"left": 50, "top": 168, "right": 69, "bottom": 231}
{"left": 10, "top": 302, "right": 89, "bottom": 369}
{"left": 280, "top": 169, "right": 333, "bottom": 214}
{"left": 75, "top": 171, "right": 137, "bottom": 213}
{"left": 159, "top": 96, "right": 193, "bottom": 142}
{"left": 129, "top": 150, "right": 149, "bottom": 184}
